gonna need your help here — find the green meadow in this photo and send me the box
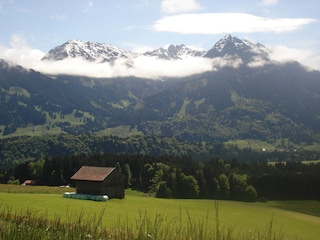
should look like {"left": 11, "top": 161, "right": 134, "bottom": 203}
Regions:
{"left": 0, "top": 185, "right": 319, "bottom": 239}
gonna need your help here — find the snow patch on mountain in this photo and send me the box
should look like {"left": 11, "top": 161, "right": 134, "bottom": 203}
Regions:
{"left": 42, "top": 40, "right": 137, "bottom": 62}
{"left": 42, "top": 35, "right": 271, "bottom": 65}
{"left": 144, "top": 44, "right": 206, "bottom": 60}
{"left": 42, "top": 40, "right": 208, "bottom": 62}
{"left": 205, "top": 34, "right": 270, "bottom": 62}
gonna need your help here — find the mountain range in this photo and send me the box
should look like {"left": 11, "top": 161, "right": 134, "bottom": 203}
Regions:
{"left": 41, "top": 34, "right": 266, "bottom": 62}
{"left": 1, "top": 35, "right": 319, "bottom": 150}
{"left": 41, "top": 38, "right": 208, "bottom": 62}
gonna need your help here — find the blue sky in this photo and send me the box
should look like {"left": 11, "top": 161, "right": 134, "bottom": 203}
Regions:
{"left": 0, "top": 0, "right": 319, "bottom": 77}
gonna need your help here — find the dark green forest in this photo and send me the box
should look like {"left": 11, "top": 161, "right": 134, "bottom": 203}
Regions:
{"left": 1, "top": 153, "right": 319, "bottom": 201}
{"left": 1, "top": 134, "right": 319, "bottom": 201}
{"left": 1, "top": 134, "right": 319, "bottom": 168}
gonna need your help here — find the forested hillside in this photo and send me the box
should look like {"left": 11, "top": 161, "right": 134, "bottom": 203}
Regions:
{"left": 127, "top": 63, "right": 320, "bottom": 144}
{"left": 1, "top": 134, "right": 319, "bottom": 168}
{"left": 1, "top": 59, "right": 319, "bottom": 145}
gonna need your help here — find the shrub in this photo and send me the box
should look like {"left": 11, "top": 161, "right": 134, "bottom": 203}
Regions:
{"left": 244, "top": 185, "right": 258, "bottom": 202}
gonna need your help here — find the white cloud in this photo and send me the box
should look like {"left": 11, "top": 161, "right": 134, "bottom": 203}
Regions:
{"left": 37, "top": 57, "right": 215, "bottom": 79}
{"left": 0, "top": 34, "right": 45, "bottom": 66}
{"left": 211, "top": 56, "right": 243, "bottom": 70}
{"left": 153, "top": 13, "right": 315, "bottom": 34}
{"left": 36, "top": 55, "right": 245, "bottom": 79}
{"left": 131, "top": 45, "right": 155, "bottom": 53}
{"left": 268, "top": 45, "right": 320, "bottom": 70}
{"left": 245, "top": 45, "right": 320, "bottom": 70}
{"left": 125, "top": 56, "right": 213, "bottom": 78}
{"left": 161, "top": 0, "right": 201, "bottom": 14}
{"left": 247, "top": 56, "right": 269, "bottom": 68}
{"left": 260, "top": 0, "right": 278, "bottom": 6}
{"left": 0, "top": 34, "right": 214, "bottom": 79}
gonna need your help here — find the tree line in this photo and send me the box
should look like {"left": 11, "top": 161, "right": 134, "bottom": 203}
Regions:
{"left": 1, "top": 153, "right": 319, "bottom": 201}
{"left": 1, "top": 134, "right": 319, "bottom": 169}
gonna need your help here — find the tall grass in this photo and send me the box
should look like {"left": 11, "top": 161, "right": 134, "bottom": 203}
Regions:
{"left": 0, "top": 203, "right": 284, "bottom": 240}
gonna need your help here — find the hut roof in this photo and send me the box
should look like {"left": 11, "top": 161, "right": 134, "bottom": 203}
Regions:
{"left": 71, "top": 166, "right": 115, "bottom": 182}
{"left": 23, "top": 179, "right": 34, "bottom": 185}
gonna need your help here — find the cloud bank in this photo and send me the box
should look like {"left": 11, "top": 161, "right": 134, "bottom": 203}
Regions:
{"left": 0, "top": 38, "right": 242, "bottom": 79}
{"left": 38, "top": 56, "right": 216, "bottom": 79}
{"left": 268, "top": 45, "right": 320, "bottom": 70}
{"left": 153, "top": 13, "right": 315, "bottom": 34}
{"left": 0, "top": 35, "right": 214, "bottom": 79}
{"left": 1, "top": 35, "right": 319, "bottom": 80}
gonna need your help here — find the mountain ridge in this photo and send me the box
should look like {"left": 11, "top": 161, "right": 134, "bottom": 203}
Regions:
{"left": 42, "top": 34, "right": 269, "bottom": 63}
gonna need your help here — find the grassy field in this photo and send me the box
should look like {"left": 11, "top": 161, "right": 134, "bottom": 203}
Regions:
{"left": 0, "top": 185, "right": 319, "bottom": 239}
{"left": 225, "top": 139, "right": 320, "bottom": 152}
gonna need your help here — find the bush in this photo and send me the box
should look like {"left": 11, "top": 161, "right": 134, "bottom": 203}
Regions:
{"left": 244, "top": 185, "right": 258, "bottom": 202}
{"left": 7, "top": 179, "right": 20, "bottom": 185}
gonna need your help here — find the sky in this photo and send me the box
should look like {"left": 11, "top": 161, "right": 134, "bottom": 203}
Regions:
{"left": 0, "top": 0, "right": 319, "bottom": 78}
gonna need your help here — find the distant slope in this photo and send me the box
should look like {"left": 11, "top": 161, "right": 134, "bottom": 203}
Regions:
{"left": 0, "top": 58, "right": 319, "bottom": 145}
{"left": 127, "top": 63, "right": 320, "bottom": 144}
{"left": 0, "top": 59, "right": 167, "bottom": 135}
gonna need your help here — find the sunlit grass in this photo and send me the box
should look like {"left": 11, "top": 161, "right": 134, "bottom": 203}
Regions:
{"left": 0, "top": 199, "right": 285, "bottom": 240}
{"left": 0, "top": 184, "right": 75, "bottom": 194}
{"left": 0, "top": 185, "right": 319, "bottom": 239}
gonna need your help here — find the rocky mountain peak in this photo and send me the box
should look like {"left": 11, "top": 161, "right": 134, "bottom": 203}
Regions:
{"left": 205, "top": 34, "right": 269, "bottom": 61}
{"left": 41, "top": 39, "right": 136, "bottom": 62}
{"left": 41, "top": 35, "right": 270, "bottom": 63}
{"left": 144, "top": 44, "right": 206, "bottom": 60}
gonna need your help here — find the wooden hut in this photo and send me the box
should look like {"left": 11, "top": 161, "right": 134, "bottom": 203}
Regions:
{"left": 23, "top": 179, "right": 35, "bottom": 185}
{"left": 71, "top": 166, "right": 125, "bottom": 199}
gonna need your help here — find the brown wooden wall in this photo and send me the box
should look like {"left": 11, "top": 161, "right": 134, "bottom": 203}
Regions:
{"left": 75, "top": 170, "right": 125, "bottom": 198}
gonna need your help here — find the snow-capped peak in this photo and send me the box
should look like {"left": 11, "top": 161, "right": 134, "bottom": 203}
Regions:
{"left": 205, "top": 34, "right": 270, "bottom": 61}
{"left": 144, "top": 44, "right": 206, "bottom": 60}
{"left": 42, "top": 35, "right": 270, "bottom": 64}
{"left": 42, "top": 39, "right": 137, "bottom": 62}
